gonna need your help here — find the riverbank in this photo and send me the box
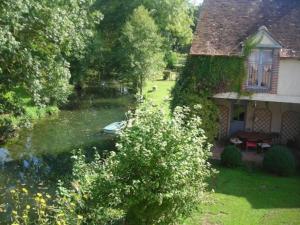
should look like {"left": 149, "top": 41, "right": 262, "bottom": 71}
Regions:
{"left": 0, "top": 105, "right": 59, "bottom": 145}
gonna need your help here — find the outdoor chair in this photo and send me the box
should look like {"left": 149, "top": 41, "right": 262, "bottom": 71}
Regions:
{"left": 245, "top": 141, "right": 257, "bottom": 150}
{"left": 230, "top": 138, "right": 243, "bottom": 145}
{"left": 257, "top": 141, "right": 272, "bottom": 153}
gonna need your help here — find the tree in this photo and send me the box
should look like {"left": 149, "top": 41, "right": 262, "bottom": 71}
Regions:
{"left": 94, "top": 0, "right": 195, "bottom": 80}
{"left": 119, "top": 6, "right": 165, "bottom": 95}
{"left": 144, "top": 0, "right": 194, "bottom": 50}
{"left": 0, "top": 0, "right": 101, "bottom": 107}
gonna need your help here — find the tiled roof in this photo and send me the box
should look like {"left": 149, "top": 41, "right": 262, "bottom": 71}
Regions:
{"left": 191, "top": 0, "right": 300, "bottom": 58}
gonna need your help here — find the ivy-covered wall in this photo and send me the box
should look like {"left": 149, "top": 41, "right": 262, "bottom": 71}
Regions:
{"left": 171, "top": 55, "right": 248, "bottom": 142}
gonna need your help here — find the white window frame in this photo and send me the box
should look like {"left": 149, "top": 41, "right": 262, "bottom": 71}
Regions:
{"left": 247, "top": 48, "right": 274, "bottom": 90}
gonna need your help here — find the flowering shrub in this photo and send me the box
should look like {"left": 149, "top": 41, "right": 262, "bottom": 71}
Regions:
{"left": 90, "top": 103, "right": 215, "bottom": 225}
{"left": 9, "top": 188, "right": 53, "bottom": 225}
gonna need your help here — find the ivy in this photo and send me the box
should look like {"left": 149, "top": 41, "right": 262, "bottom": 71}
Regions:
{"left": 171, "top": 40, "right": 256, "bottom": 142}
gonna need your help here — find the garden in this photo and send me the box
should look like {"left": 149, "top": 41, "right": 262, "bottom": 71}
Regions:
{"left": 147, "top": 81, "right": 300, "bottom": 225}
{"left": 1, "top": 1, "right": 300, "bottom": 224}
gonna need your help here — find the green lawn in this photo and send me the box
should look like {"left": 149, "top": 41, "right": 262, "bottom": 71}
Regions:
{"left": 144, "top": 80, "right": 175, "bottom": 113}
{"left": 185, "top": 167, "right": 300, "bottom": 225}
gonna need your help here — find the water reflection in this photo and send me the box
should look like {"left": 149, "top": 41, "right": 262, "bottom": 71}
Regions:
{"left": 0, "top": 96, "right": 129, "bottom": 192}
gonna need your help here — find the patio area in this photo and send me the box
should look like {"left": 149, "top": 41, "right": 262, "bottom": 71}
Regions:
{"left": 211, "top": 131, "right": 283, "bottom": 166}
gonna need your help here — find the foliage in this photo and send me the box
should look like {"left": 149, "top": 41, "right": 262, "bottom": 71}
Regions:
{"left": 171, "top": 90, "right": 219, "bottom": 143}
{"left": 87, "top": 103, "right": 213, "bottom": 225}
{"left": 94, "top": 0, "right": 195, "bottom": 79}
{"left": 7, "top": 104, "right": 213, "bottom": 225}
{"left": 221, "top": 145, "right": 242, "bottom": 168}
{"left": 0, "top": 0, "right": 101, "bottom": 107}
{"left": 172, "top": 56, "right": 246, "bottom": 100}
{"left": 263, "top": 146, "right": 296, "bottom": 176}
{"left": 0, "top": 0, "right": 101, "bottom": 142}
{"left": 96, "top": 0, "right": 194, "bottom": 50}
{"left": 170, "top": 56, "right": 247, "bottom": 137}
{"left": 0, "top": 91, "right": 25, "bottom": 116}
{"left": 119, "top": 6, "right": 165, "bottom": 94}
{"left": 0, "top": 116, "right": 16, "bottom": 142}
{"left": 7, "top": 186, "right": 86, "bottom": 225}
{"left": 165, "top": 51, "right": 179, "bottom": 69}
{"left": 144, "top": 0, "right": 194, "bottom": 50}
{"left": 171, "top": 39, "right": 258, "bottom": 141}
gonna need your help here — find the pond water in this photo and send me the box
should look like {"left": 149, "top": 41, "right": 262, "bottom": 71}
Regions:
{"left": 5, "top": 100, "right": 128, "bottom": 159}
{"left": 0, "top": 96, "right": 131, "bottom": 221}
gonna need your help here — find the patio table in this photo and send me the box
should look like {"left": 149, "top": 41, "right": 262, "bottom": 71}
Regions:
{"left": 235, "top": 131, "right": 273, "bottom": 143}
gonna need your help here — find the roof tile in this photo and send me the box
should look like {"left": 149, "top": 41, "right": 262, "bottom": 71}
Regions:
{"left": 191, "top": 0, "right": 300, "bottom": 58}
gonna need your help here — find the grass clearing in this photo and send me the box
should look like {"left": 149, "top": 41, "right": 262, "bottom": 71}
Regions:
{"left": 144, "top": 80, "right": 175, "bottom": 113}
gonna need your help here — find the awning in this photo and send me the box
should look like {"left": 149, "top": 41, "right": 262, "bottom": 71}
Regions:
{"left": 213, "top": 92, "right": 300, "bottom": 104}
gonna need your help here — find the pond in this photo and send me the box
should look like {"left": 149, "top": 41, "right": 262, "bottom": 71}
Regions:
{"left": 5, "top": 98, "right": 130, "bottom": 159}
{"left": 0, "top": 95, "right": 132, "bottom": 222}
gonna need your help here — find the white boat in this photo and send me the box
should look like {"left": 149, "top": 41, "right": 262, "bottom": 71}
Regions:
{"left": 103, "top": 121, "right": 126, "bottom": 134}
{"left": 0, "top": 148, "right": 13, "bottom": 164}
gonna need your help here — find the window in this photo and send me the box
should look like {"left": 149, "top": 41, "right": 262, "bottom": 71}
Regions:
{"left": 247, "top": 49, "right": 273, "bottom": 90}
{"left": 232, "top": 104, "right": 246, "bottom": 122}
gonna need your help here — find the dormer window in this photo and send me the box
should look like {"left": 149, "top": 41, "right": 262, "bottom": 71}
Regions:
{"left": 245, "top": 26, "right": 282, "bottom": 93}
{"left": 247, "top": 49, "right": 273, "bottom": 90}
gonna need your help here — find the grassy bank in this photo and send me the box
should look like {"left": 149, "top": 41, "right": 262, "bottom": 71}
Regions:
{"left": 0, "top": 94, "right": 59, "bottom": 143}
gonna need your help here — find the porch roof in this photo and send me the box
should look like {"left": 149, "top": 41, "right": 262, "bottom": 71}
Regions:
{"left": 213, "top": 92, "right": 300, "bottom": 104}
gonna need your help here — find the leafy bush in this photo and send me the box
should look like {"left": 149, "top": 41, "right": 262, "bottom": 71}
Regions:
{"left": 0, "top": 91, "right": 25, "bottom": 116}
{"left": 221, "top": 145, "right": 242, "bottom": 168}
{"left": 89, "top": 103, "right": 214, "bottom": 225}
{"left": 40, "top": 104, "right": 213, "bottom": 225}
{"left": 263, "top": 146, "right": 296, "bottom": 176}
{"left": 166, "top": 51, "right": 179, "bottom": 69}
{"left": 0, "top": 116, "right": 16, "bottom": 143}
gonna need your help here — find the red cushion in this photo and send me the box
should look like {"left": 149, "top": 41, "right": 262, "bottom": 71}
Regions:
{"left": 246, "top": 142, "right": 257, "bottom": 147}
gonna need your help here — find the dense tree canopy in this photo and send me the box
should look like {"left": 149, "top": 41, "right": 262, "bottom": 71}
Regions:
{"left": 94, "top": 0, "right": 195, "bottom": 80}
{"left": 0, "top": 0, "right": 196, "bottom": 108}
{"left": 0, "top": 0, "right": 198, "bottom": 141}
{"left": 0, "top": 0, "right": 101, "bottom": 107}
